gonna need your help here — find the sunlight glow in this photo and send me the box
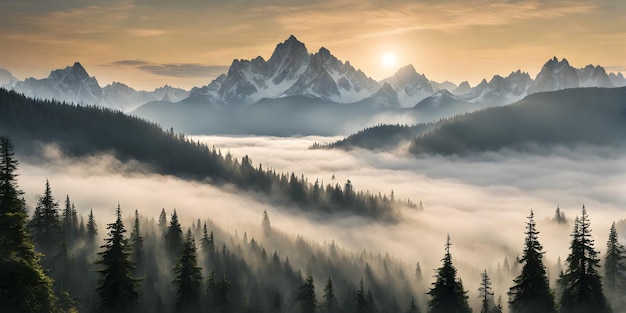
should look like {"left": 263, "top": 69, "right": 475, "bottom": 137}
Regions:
{"left": 381, "top": 53, "right": 398, "bottom": 68}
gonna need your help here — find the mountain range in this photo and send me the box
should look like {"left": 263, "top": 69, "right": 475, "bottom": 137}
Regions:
{"left": 3, "top": 35, "right": 626, "bottom": 134}
{"left": 2, "top": 62, "right": 189, "bottom": 111}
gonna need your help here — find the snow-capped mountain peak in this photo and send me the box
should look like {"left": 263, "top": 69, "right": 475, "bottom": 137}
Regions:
{"left": 382, "top": 65, "right": 436, "bottom": 108}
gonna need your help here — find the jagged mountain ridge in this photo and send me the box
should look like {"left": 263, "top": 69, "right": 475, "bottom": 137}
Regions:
{"left": 5, "top": 62, "right": 189, "bottom": 112}
{"left": 194, "top": 35, "right": 380, "bottom": 105}
{"left": 4, "top": 34, "right": 626, "bottom": 122}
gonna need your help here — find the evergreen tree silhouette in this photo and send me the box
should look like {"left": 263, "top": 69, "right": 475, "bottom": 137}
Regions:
{"left": 173, "top": 229, "right": 202, "bottom": 313}
{"left": 427, "top": 235, "right": 471, "bottom": 313}
{"left": 96, "top": 204, "right": 141, "bottom": 313}
{"left": 0, "top": 136, "right": 57, "bottom": 312}
{"left": 558, "top": 206, "right": 611, "bottom": 313}
{"left": 508, "top": 210, "right": 556, "bottom": 313}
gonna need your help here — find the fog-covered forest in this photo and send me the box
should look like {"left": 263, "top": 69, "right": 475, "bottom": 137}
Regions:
{"left": 0, "top": 88, "right": 416, "bottom": 221}
{"left": 2, "top": 135, "right": 626, "bottom": 313}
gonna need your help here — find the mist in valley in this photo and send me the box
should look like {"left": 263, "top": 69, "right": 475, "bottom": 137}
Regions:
{"left": 11, "top": 135, "right": 626, "bottom": 312}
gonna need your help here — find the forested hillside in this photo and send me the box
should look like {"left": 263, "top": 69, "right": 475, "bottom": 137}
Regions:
{"left": 0, "top": 88, "right": 414, "bottom": 220}
{"left": 324, "top": 87, "right": 626, "bottom": 155}
{"left": 410, "top": 87, "right": 626, "bottom": 155}
{"left": 314, "top": 123, "right": 434, "bottom": 151}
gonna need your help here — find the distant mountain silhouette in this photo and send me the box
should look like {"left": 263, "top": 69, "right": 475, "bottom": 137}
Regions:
{"left": 6, "top": 62, "right": 189, "bottom": 111}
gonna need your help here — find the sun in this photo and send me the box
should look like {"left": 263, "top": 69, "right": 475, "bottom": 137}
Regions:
{"left": 381, "top": 53, "right": 398, "bottom": 68}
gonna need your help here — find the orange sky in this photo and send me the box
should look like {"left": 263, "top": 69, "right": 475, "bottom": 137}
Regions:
{"left": 1, "top": 0, "right": 625, "bottom": 90}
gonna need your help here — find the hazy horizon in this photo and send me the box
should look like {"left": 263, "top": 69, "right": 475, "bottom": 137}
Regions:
{"left": 1, "top": 1, "right": 625, "bottom": 90}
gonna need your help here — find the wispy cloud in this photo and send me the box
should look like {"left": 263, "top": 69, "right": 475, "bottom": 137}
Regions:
{"left": 111, "top": 60, "right": 229, "bottom": 78}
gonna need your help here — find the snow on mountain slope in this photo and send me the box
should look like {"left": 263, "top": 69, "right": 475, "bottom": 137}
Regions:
{"left": 11, "top": 62, "right": 189, "bottom": 111}
{"left": 382, "top": 65, "right": 437, "bottom": 107}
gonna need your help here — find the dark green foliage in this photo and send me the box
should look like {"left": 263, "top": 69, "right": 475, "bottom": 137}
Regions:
{"left": 0, "top": 88, "right": 402, "bottom": 221}
{"left": 409, "top": 87, "right": 626, "bottom": 155}
{"left": 29, "top": 179, "right": 62, "bottom": 252}
{"left": 87, "top": 208, "right": 97, "bottom": 243}
{"left": 165, "top": 210, "right": 183, "bottom": 257}
{"left": 96, "top": 204, "right": 141, "bottom": 313}
{"left": 296, "top": 274, "right": 317, "bottom": 313}
{"left": 62, "top": 195, "right": 78, "bottom": 246}
{"left": 322, "top": 277, "right": 337, "bottom": 313}
{"left": 406, "top": 297, "right": 420, "bottom": 313}
{"left": 427, "top": 235, "right": 472, "bottom": 313}
{"left": 508, "top": 210, "right": 556, "bottom": 313}
{"left": 206, "top": 269, "right": 231, "bottom": 312}
{"left": 558, "top": 206, "right": 611, "bottom": 313}
{"left": 478, "top": 270, "right": 494, "bottom": 313}
{"left": 604, "top": 222, "right": 626, "bottom": 308}
{"left": 173, "top": 229, "right": 203, "bottom": 313}
{"left": 273, "top": 290, "right": 283, "bottom": 313}
{"left": 262, "top": 209, "right": 271, "bottom": 234}
{"left": 130, "top": 209, "right": 144, "bottom": 268}
{"left": 158, "top": 208, "right": 167, "bottom": 233}
{"left": 415, "top": 262, "right": 422, "bottom": 281}
{"left": 354, "top": 280, "right": 367, "bottom": 313}
{"left": 323, "top": 123, "right": 434, "bottom": 151}
{"left": 0, "top": 136, "right": 57, "bottom": 312}
{"left": 553, "top": 206, "right": 567, "bottom": 224}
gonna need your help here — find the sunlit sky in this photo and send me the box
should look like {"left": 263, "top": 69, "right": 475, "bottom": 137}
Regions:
{"left": 1, "top": 0, "right": 625, "bottom": 90}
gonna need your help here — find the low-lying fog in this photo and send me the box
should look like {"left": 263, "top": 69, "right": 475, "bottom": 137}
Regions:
{"left": 16, "top": 135, "right": 626, "bottom": 303}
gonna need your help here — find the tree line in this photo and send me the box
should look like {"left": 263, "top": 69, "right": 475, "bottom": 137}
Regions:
{"left": 1, "top": 134, "right": 626, "bottom": 313}
{"left": 0, "top": 88, "right": 416, "bottom": 222}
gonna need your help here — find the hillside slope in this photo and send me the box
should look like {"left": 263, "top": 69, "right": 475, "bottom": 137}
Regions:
{"left": 0, "top": 88, "right": 408, "bottom": 220}
{"left": 410, "top": 87, "right": 626, "bottom": 155}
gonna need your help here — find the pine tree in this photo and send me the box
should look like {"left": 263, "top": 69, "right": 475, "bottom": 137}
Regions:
{"left": 508, "top": 210, "right": 556, "bottom": 313}
{"left": 491, "top": 296, "right": 503, "bottom": 313}
{"left": 63, "top": 195, "right": 76, "bottom": 246}
{"left": 354, "top": 279, "right": 367, "bottom": 313}
{"left": 406, "top": 297, "right": 421, "bottom": 313}
{"left": 173, "top": 229, "right": 203, "bottom": 313}
{"left": 415, "top": 262, "right": 423, "bottom": 281}
{"left": 96, "top": 204, "right": 141, "bottom": 313}
{"left": 604, "top": 222, "right": 626, "bottom": 308}
{"left": 165, "top": 209, "right": 183, "bottom": 257}
{"left": 322, "top": 277, "right": 337, "bottom": 313}
{"left": 478, "top": 270, "right": 494, "bottom": 313}
{"left": 558, "top": 206, "right": 611, "bottom": 313}
{"left": 262, "top": 209, "right": 271, "bottom": 234}
{"left": 129, "top": 209, "right": 144, "bottom": 268}
{"left": 273, "top": 290, "right": 283, "bottom": 313}
{"left": 86, "top": 208, "right": 97, "bottom": 243}
{"left": 201, "top": 222, "right": 215, "bottom": 254}
{"left": 158, "top": 208, "right": 167, "bottom": 232}
{"left": 0, "top": 136, "right": 57, "bottom": 312}
{"left": 427, "top": 235, "right": 471, "bottom": 313}
{"left": 207, "top": 269, "right": 231, "bottom": 312}
{"left": 296, "top": 274, "right": 317, "bottom": 313}
{"left": 30, "top": 179, "right": 62, "bottom": 251}
{"left": 365, "top": 290, "right": 376, "bottom": 313}
{"left": 554, "top": 206, "right": 567, "bottom": 224}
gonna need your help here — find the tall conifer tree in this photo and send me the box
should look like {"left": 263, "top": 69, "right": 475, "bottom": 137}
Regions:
{"left": 508, "top": 210, "right": 555, "bottom": 313}
{"left": 173, "top": 229, "right": 202, "bottom": 313}
{"left": 96, "top": 204, "right": 141, "bottom": 313}
{"left": 558, "top": 206, "right": 611, "bottom": 313}
{"left": 427, "top": 235, "right": 471, "bottom": 313}
{"left": 604, "top": 222, "right": 626, "bottom": 308}
{"left": 0, "top": 136, "right": 57, "bottom": 312}
{"left": 296, "top": 274, "right": 317, "bottom": 313}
